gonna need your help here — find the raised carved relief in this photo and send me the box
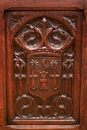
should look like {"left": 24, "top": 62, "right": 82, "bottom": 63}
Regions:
{"left": 62, "top": 52, "right": 74, "bottom": 97}
{"left": 40, "top": 71, "right": 48, "bottom": 90}
{"left": 14, "top": 45, "right": 27, "bottom": 96}
{"left": 50, "top": 60, "right": 58, "bottom": 66}
{"left": 14, "top": 17, "right": 74, "bottom": 119}
{"left": 15, "top": 95, "right": 73, "bottom": 118}
{"left": 10, "top": 15, "right": 26, "bottom": 31}
{"left": 14, "top": 51, "right": 26, "bottom": 78}
{"left": 50, "top": 71, "right": 60, "bottom": 90}
{"left": 14, "top": 17, "right": 74, "bottom": 53}
{"left": 63, "top": 15, "right": 78, "bottom": 30}
{"left": 29, "top": 71, "right": 38, "bottom": 89}
{"left": 31, "top": 59, "right": 39, "bottom": 66}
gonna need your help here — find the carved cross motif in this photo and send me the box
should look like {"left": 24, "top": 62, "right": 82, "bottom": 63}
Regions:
{"left": 62, "top": 53, "right": 74, "bottom": 96}
{"left": 50, "top": 71, "right": 60, "bottom": 89}
{"left": 40, "top": 71, "right": 48, "bottom": 90}
{"left": 29, "top": 71, "right": 38, "bottom": 89}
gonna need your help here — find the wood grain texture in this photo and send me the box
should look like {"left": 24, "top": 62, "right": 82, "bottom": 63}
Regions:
{"left": 0, "top": 11, "right": 6, "bottom": 125}
{"left": 5, "top": 11, "right": 82, "bottom": 126}
{"left": 0, "top": 0, "right": 83, "bottom": 10}
{"left": 0, "top": 0, "right": 86, "bottom": 130}
{"left": 81, "top": 8, "right": 87, "bottom": 130}
{"left": 0, "top": 125, "right": 80, "bottom": 130}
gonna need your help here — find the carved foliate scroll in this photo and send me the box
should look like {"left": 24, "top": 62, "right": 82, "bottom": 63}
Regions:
{"left": 14, "top": 17, "right": 74, "bottom": 119}
{"left": 14, "top": 17, "right": 74, "bottom": 52}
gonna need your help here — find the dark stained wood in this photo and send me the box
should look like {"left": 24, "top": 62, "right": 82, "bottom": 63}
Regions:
{"left": 0, "top": 0, "right": 87, "bottom": 130}
{"left": 5, "top": 11, "right": 82, "bottom": 127}
{"left": 81, "top": 3, "right": 87, "bottom": 129}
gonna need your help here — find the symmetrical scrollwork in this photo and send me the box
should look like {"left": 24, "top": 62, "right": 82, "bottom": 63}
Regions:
{"left": 14, "top": 17, "right": 74, "bottom": 53}
{"left": 13, "top": 17, "right": 74, "bottom": 119}
{"left": 15, "top": 95, "right": 73, "bottom": 119}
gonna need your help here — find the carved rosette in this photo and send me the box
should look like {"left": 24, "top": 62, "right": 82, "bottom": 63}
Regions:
{"left": 14, "top": 17, "right": 74, "bottom": 119}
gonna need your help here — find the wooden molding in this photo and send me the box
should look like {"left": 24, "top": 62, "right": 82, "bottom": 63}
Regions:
{"left": 0, "top": 0, "right": 84, "bottom": 11}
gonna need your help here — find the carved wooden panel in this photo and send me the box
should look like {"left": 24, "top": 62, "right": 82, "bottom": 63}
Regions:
{"left": 6, "top": 11, "right": 82, "bottom": 125}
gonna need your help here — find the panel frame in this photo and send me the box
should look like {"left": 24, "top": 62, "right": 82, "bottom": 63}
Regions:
{"left": 0, "top": 0, "right": 87, "bottom": 129}
{"left": 5, "top": 11, "right": 82, "bottom": 127}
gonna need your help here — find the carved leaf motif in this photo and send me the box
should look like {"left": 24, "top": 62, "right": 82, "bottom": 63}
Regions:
{"left": 14, "top": 51, "right": 26, "bottom": 78}
{"left": 13, "top": 17, "right": 74, "bottom": 120}
{"left": 63, "top": 16, "right": 78, "bottom": 30}
{"left": 62, "top": 53, "right": 74, "bottom": 78}
{"left": 10, "top": 15, "right": 26, "bottom": 30}
{"left": 14, "top": 17, "right": 74, "bottom": 53}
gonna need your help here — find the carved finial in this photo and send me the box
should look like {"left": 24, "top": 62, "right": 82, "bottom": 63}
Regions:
{"left": 42, "top": 17, "right": 47, "bottom": 23}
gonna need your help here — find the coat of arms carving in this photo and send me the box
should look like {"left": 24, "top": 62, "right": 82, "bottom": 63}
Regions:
{"left": 14, "top": 17, "right": 74, "bottom": 119}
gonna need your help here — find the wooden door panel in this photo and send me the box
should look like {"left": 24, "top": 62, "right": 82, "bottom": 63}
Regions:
{"left": 6, "top": 11, "right": 82, "bottom": 128}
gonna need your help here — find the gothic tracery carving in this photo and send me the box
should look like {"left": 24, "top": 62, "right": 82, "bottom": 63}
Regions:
{"left": 13, "top": 17, "right": 74, "bottom": 119}
{"left": 14, "top": 17, "right": 74, "bottom": 53}
{"left": 10, "top": 15, "right": 26, "bottom": 31}
{"left": 63, "top": 15, "right": 78, "bottom": 30}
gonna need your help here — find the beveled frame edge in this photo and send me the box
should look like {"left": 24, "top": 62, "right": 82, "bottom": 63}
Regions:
{"left": 0, "top": 125, "right": 80, "bottom": 130}
{"left": 0, "top": 0, "right": 84, "bottom": 11}
{"left": 6, "top": 10, "right": 81, "bottom": 125}
{"left": 0, "top": 10, "right": 6, "bottom": 126}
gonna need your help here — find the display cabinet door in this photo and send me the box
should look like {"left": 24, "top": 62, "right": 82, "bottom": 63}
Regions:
{"left": 6, "top": 11, "right": 82, "bottom": 129}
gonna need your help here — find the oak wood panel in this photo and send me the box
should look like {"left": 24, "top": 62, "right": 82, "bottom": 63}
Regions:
{"left": 81, "top": 8, "right": 87, "bottom": 130}
{"left": 0, "top": 11, "right": 6, "bottom": 125}
{"left": 0, "top": 125, "right": 80, "bottom": 130}
{"left": 5, "top": 11, "right": 82, "bottom": 128}
{"left": 0, "top": 0, "right": 83, "bottom": 10}
{"left": 0, "top": 0, "right": 86, "bottom": 129}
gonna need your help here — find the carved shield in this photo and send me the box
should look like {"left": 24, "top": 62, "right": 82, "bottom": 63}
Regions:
{"left": 27, "top": 56, "right": 62, "bottom": 101}
{"left": 13, "top": 16, "right": 74, "bottom": 119}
